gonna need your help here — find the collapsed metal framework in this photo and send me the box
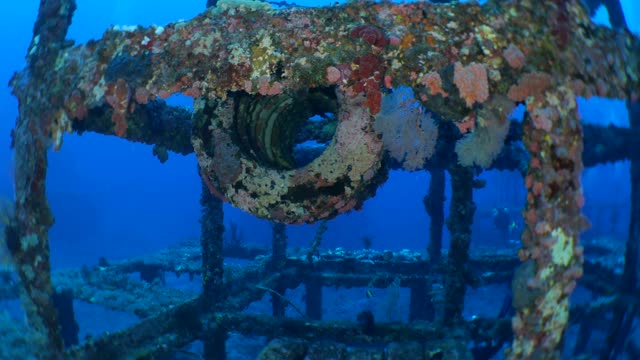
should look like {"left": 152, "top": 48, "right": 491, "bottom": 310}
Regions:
{"left": 0, "top": 232, "right": 630, "bottom": 358}
{"left": 5, "top": 0, "right": 640, "bottom": 359}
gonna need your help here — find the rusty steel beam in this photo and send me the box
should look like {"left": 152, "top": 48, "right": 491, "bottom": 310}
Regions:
{"left": 9, "top": 0, "right": 78, "bottom": 356}
{"left": 510, "top": 87, "right": 587, "bottom": 358}
{"left": 72, "top": 101, "right": 640, "bottom": 170}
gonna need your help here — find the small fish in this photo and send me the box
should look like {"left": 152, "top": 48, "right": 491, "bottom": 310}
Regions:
{"left": 366, "top": 289, "right": 375, "bottom": 299}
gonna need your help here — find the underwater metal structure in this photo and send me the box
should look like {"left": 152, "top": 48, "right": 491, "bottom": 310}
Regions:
{"left": 4, "top": 0, "right": 640, "bottom": 358}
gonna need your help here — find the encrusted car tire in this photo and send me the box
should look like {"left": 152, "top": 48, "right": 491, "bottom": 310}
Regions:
{"left": 192, "top": 88, "right": 387, "bottom": 224}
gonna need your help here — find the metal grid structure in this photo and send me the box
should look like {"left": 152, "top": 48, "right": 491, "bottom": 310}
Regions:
{"left": 3, "top": 0, "right": 640, "bottom": 359}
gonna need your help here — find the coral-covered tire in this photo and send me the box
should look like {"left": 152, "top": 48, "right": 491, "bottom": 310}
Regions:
{"left": 192, "top": 88, "right": 387, "bottom": 224}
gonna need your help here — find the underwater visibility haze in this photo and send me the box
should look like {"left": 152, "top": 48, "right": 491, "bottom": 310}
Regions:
{"left": 1, "top": 0, "right": 640, "bottom": 359}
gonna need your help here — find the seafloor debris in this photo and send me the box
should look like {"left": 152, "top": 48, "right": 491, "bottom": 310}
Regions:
{"left": 0, "top": 245, "right": 626, "bottom": 358}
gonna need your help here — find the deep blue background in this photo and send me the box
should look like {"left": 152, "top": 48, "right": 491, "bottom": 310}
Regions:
{"left": 0, "top": 1, "right": 637, "bottom": 269}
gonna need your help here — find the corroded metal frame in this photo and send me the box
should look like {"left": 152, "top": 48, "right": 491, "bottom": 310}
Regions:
{"left": 7, "top": 0, "right": 640, "bottom": 358}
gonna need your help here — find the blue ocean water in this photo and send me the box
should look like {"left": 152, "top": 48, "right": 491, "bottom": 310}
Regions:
{"left": 0, "top": 0, "right": 639, "bottom": 358}
{"left": 0, "top": 0, "right": 637, "bottom": 268}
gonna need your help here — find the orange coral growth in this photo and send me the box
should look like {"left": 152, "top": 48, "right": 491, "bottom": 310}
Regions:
{"left": 326, "top": 66, "right": 342, "bottom": 84}
{"left": 453, "top": 62, "right": 489, "bottom": 107}
{"left": 350, "top": 25, "right": 389, "bottom": 48}
{"left": 64, "top": 89, "right": 88, "bottom": 120}
{"left": 455, "top": 112, "right": 475, "bottom": 134}
{"left": 503, "top": 43, "right": 526, "bottom": 69}
{"left": 420, "top": 71, "right": 448, "bottom": 98}
{"left": 384, "top": 75, "right": 393, "bottom": 89}
{"left": 105, "top": 78, "right": 130, "bottom": 137}
{"left": 399, "top": 33, "right": 414, "bottom": 49}
{"left": 507, "top": 73, "right": 552, "bottom": 102}
{"left": 257, "top": 76, "right": 283, "bottom": 96}
{"left": 134, "top": 87, "right": 151, "bottom": 104}
{"left": 530, "top": 107, "right": 558, "bottom": 132}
